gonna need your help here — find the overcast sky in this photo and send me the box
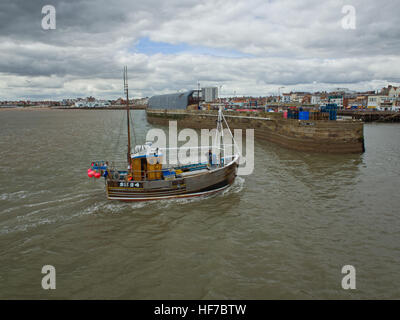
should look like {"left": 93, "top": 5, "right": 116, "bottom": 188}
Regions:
{"left": 0, "top": 0, "right": 399, "bottom": 100}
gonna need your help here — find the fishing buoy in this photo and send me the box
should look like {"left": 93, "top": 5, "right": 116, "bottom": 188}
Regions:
{"left": 88, "top": 170, "right": 94, "bottom": 178}
{"left": 94, "top": 172, "right": 101, "bottom": 179}
{"left": 87, "top": 168, "right": 92, "bottom": 173}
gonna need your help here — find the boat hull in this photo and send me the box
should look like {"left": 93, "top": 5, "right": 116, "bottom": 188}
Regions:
{"left": 105, "top": 158, "right": 239, "bottom": 202}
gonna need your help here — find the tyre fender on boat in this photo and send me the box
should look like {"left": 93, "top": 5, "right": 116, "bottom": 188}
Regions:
{"left": 112, "top": 171, "right": 120, "bottom": 180}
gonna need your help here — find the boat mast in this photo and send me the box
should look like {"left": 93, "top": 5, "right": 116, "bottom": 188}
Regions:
{"left": 124, "top": 66, "right": 131, "bottom": 169}
{"left": 124, "top": 66, "right": 132, "bottom": 166}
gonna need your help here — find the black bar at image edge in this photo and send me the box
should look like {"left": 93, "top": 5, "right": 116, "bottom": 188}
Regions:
{"left": 0, "top": 300, "right": 394, "bottom": 318}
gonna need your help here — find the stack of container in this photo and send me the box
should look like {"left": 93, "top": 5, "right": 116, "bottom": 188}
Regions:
{"left": 299, "top": 111, "right": 310, "bottom": 120}
{"left": 320, "top": 104, "right": 338, "bottom": 121}
{"left": 287, "top": 109, "right": 299, "bottom": 119}
{"left": 310, "top": 110, "right": 318, "bottom": 120}
{"left": 310, "top": 111, "right": 329, "bottom": 120}
{"left": 285, "top": 108, "right": 338, "bottom": 121}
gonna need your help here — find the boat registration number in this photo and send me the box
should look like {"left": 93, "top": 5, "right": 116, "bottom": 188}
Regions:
{"left": 119, "top": 182, "right": 142, "bottom": 188}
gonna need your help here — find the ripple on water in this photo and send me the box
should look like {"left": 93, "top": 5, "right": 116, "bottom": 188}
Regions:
{"left": 1, "top": 112, "right": 400, "bottom": 299}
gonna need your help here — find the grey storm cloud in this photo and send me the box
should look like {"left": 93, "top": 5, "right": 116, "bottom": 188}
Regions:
{"left": 0, "top": 0, "right": 399, "bottom": 100}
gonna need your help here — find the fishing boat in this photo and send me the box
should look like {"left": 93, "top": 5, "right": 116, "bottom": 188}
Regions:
{"left": 87, "top": 67, "right": 240, "bottom": 201}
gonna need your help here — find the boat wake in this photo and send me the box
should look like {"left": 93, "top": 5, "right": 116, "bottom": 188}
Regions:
{"left": 75, "top": 176, "right": 246, "bottom": 215}
{"left": 124, "top": 176, "right": 246, "bottom": 211}
{"left": 0, "top": 178, "right": 246, "bottom": 235}
{"left": 222, "top": 176, "right": 245, "bottom": 195}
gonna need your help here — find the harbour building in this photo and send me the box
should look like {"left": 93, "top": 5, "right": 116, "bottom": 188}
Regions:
{"left": 148, "top": 90, "right": 201, "bottom": 110}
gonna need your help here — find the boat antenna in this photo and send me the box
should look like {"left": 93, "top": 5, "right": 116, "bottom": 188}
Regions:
{"left": 123, "top": 66, "right": 132, "bottom": 166}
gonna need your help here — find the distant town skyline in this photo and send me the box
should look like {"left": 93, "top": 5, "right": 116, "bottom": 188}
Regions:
{"left": 0, "top": 0, "right": 399, "bottom": 100}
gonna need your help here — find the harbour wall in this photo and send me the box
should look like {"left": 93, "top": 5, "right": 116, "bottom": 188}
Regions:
{"left": 338, "top": 110, "right": 400, "bottom": 122}
{"left": 146, "top": 109, "right": 365, "bottom": 154}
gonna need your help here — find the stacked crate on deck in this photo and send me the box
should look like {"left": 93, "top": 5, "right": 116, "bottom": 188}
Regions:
{"left": 147, "top": 155, "right": 163, "bottom": 180}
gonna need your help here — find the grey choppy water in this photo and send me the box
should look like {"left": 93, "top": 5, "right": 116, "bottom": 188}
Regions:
{"left": 0, "top": 109, "right": 399, "bottom": 299}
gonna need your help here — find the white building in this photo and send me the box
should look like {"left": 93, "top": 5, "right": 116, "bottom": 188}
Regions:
{"left": 74, "top": 99, "right": 110, "bottom": 108}
{"left": 378, "top": 96, "right": 397, "bottom": 111}
{"left": 202, "top": 87, "right": 218, "bottom": 102}
{"left": 282, "top": 93, "right": 291, "bottom": 103}
{"left": 367, "top": 95, "right": 398, "bottom": 110}
{"left": 328, "top": 96, "right": 343, "bottom": 108}
{"left": 311, "top": 95, "right": 321, "bottom": 105}
{"left": 290, "top": 92, "right": 309, "bottom": 103}
{"left": 388, "top": 86, "right": 400, "bottom": 97}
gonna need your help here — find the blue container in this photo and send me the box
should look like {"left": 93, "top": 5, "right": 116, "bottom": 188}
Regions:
{"left": 329, "top": 110, "right": 337, "bottom": 120}
{"left": 299, "top": 111, "right": 309, "bottom": 120}
{"left": 288, "top": 109, "right": 299, "bottom": 119}
{"left": 162, "top": 169, "right": 173, "bottom": 176}
{"left": 321, "top": 104, "right": 338, "bottom": 113}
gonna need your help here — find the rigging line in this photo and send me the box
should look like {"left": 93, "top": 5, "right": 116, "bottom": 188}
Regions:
{"left": 107, "top": 120, "right": 116, "bottom": 157}
{"left": 112, "top": 110, "right": 125, "bottom": 161}
{"left": 98, "top": 114, "right": 116, "bottom": 160}
{"left": 129, "top": 109, "right": 137, "bottom": 146}
{"left": 106, "top": 115, "right": 120, "bottom": 155}
{"left": 222, "top": 112, "right": 242, "bottom": 157}
{"left": 213, "top": 108, "right": 221, "bottom": 152}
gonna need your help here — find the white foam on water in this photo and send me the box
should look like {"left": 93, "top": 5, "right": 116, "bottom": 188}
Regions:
{"left": 17, "top": 195, "right": 93, "bottom": 221}
{"left": 0, "top": 189, "right": 50, "bottom": 201}
{"left": 16, "top": 207, "right": 52, "bottom": 221}
{"left": 222, "top": 176, "right": 245, "bottom": 195}
{"left": 70, "top": 199, "right": 144, "bottom": 217}
{"left": 151, "top": 195, "right": 210, "bottom": 210}
{"left": 0, "top": 216, "right": 57, "bottom": 235}
{"left": 0, "top": 192, "right": 102, "bottom": 235}
{"left": 122, "top": 201, "right": 149, "bottom": 211}
{"left": 73, "top": 202, "right": 104, "bottom": 216}
{"left": 24, "top": 193, "right": 87, "bottom": 208}
{"left": 0, "top": 190, "right": 28, "bottom": 201}
{"left": 0, "top": 206, "right": 21, "bottom": 215}
{"left": 0, "top": 178, "right": 246, "bottom": 232}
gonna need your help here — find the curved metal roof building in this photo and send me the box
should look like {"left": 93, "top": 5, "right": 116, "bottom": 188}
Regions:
{"left": 148, "top": 90, "right": 196, "bottom": 109}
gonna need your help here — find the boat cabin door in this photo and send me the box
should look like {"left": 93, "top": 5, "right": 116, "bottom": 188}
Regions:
{"left": 131, "top": 155, "right": 162, "bottom": 181}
